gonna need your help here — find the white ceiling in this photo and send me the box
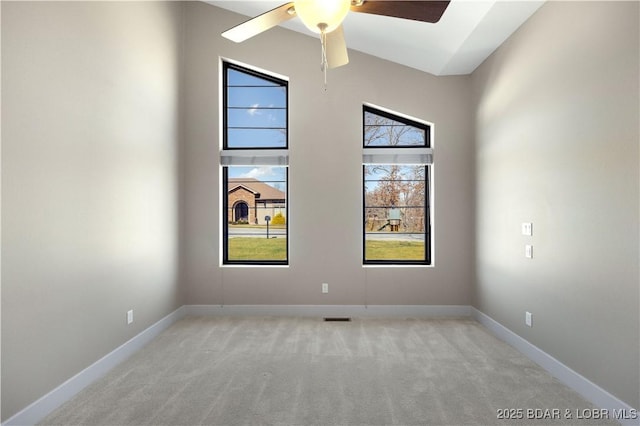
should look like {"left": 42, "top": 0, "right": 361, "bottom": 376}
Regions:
{"left": 208, "top": 0, "right": 545, "bottom": 76}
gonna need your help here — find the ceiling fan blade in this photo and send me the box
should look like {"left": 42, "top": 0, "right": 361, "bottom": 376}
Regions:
{"left": 326, "top": 25, "right": 349, "bottom": 69}
{"left": 222, "top": 2, "right": 296, "bottom": 43}
{"left": 351, "top": 1, "right": 450, "bottom": 23}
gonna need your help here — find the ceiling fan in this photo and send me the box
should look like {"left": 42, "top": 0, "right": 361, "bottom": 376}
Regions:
{"left": 221, "top": 0, "right": 450, "bottom": 82}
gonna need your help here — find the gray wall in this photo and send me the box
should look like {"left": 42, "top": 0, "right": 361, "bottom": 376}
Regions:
{"left": 471, "top": 1, "right": 639, "bottom": 409}
{"left": 182, "top": 3, "right": 475, "bottom": 307}
{"left": 1, "top": 2, "right": 184, "bottom": 420}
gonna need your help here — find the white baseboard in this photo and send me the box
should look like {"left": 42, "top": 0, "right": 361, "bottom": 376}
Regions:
{"left": 2, "top": 306, "right": 187, "bottom": 426}
{"left": 472, "top": 308, "right": 639, "bottom": 426}
{"left": 185, "top": 304, "right": 472, "bottom": 318}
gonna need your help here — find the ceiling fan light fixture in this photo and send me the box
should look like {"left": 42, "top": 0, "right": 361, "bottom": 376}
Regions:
{"left": 294, "top": 0, "right": 351, "bottom": 34}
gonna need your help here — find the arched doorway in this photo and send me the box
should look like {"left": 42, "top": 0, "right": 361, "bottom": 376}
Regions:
{"left": 234, "top": 201, "right": 249, "bottom": 222}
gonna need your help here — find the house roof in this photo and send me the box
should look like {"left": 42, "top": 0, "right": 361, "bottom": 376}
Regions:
{"left": 228, "top": 178, "right": 286, "bottom": 201}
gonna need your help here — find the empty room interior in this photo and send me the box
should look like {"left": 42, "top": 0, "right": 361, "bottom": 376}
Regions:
{"left": 1, "top": 0, "right": 639, "bottom": 425}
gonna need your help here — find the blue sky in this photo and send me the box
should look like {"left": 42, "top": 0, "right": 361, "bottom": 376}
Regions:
{"left": 228, "top": 166, "right": 285, "bottom": 180}
{"left": 227, "top": 68, "right": 287, "bottom": 149}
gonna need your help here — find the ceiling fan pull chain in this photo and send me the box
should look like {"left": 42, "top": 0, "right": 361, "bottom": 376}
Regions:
{"left": 319, "top": 23, "right": 328, "bottom": 91}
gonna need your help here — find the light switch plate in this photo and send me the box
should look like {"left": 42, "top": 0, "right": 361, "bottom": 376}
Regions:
{"left": 525, "top": 245, "right": 533, "bottom": 259}
{"left": 522, "top": 222, "right": 533, "bottom": 236}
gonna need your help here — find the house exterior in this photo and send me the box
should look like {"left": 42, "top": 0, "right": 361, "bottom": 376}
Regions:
{"left": 227, "top": 178, "right": 286, "bottom": 225}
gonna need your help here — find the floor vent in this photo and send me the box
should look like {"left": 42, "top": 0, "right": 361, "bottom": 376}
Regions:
{"left": 323, "top": 317, "right": 351, "bottom": 322}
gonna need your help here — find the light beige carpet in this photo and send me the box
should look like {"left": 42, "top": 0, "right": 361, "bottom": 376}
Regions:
{"left": 40, "top": 316, "right": 617, "bottom": 425}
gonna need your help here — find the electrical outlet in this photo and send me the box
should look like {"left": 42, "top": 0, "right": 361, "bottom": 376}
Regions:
{"left": 525, "top": 245, "right": 533, "bottom": 259}
{"left": 127, "top": 310, "right": 134, "bottom": 325}
{"left": 522, "top": 222, "right": 533, "bottom": 236}
{"left": 525, "top": 311, "right": 533, "bottom": 327}
{"left": 322, "top": 283, "right": 329, "bottom": 294}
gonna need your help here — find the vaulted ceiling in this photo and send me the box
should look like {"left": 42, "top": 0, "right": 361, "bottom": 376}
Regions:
{"left": 207, "top": 0, "right": 545, "bottom": 76}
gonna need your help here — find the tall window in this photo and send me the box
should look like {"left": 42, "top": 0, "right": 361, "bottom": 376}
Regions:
{"left": 221, "top": 62, "right": 288, "bottom": 265}
{"left": 362, "top": 105, "right": 432, "bottom": 265}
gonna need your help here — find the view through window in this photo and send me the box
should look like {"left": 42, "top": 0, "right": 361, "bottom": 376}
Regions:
{"left": 222, "top": 62, "right": 288, "bottom": 265}
{"left": 363, "top": 105, "right": 432, "bottom": 265}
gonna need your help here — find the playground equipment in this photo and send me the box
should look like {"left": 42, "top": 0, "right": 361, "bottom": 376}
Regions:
{"left": 377, "top": 207, "right": 401, "bottom": 231}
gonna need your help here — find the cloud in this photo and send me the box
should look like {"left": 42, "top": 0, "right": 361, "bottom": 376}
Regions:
{"left": 240, "top": 166, "right": 274, "bottom": 179}
{"left": 247, "top": 103, "right": 260, "bottom": 116}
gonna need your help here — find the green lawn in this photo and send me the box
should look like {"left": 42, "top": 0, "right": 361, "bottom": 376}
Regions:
{"left": 365, "top": 240, "right": 425, "bottom": 260}
{"left": 227, "top": 237, "right": 423, "bottom": 261}
{"left": 228, "top": 237, "right": 287, "bottom": 261}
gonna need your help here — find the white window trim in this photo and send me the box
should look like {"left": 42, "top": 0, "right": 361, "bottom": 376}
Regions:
{"left": 362, "top": 147, "right": 433, "bottom": 165}
{"left": 220, "top": 150, "right": 289, "bottom": 166}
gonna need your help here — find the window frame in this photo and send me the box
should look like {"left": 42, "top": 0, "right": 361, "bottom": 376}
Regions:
{"left": 362, "top": 104, "right": 433, "bottom": 266}
{"left": 362, "top": 104, "right": 430, "bottom": 149}
{"left": 222, "top": 61, "right": 288, "bottom": 151}
{"left": 221, "top": 61, "right": 289, "bottom": 266}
